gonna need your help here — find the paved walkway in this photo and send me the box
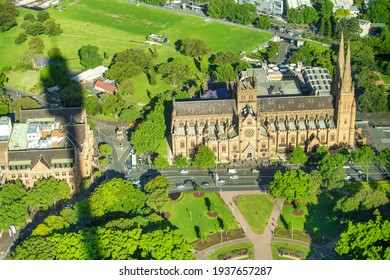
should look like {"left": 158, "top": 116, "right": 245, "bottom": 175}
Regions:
{"left": 195, "top": 190, "right": 283, "bottom": 260}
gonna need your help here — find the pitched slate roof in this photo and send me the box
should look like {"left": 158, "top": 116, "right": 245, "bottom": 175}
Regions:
{"left": 174, "top": 99, "right": 236, "bottom": 117}
{"left": 257, "top": 95, "right": 334, "bottom": 112}
{"left": 8, "top": 148, "right": 75, "bottom": 167}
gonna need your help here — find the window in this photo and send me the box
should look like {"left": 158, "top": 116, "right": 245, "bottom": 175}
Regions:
{"left": 212, "top": 146, "right": 217, "bottom": 152}
{"left": 55, "top": 172, "right": 60, "bottom": 177}
{"left": 62, "top": 172, "right": 66, "bottom": 176}
{"left": 191, "top": 141, "right": 195, "bottom": 148}
{"left": 281, "top": 136, "right": 285, "bottom": 143}
{"left": 344, "top": 119, "right": 347, "bottom": 125}
{"left": 301, "top": 135, "right": 305, "bottom": 143}
{"left": 291, "top": 136, "right": 295, "bottom": 143}
{"left": 11, "top": 174, "right": 16, "bottom": 179}
{"left": 25, "top": 180, "right": 29, "bottom": 186}
{"left": 233, "top": 144, "right": 238, "bottom": 151}
{"left": 248, "top": 120, "right": 252, "bottom": 125}
{"left": 180, "top": 141, "right": 185, "bottom": 148}
{"left": 32, "top": 175, "right": 37, "bottom": 179}
{"left": 343, "top": 135, "right": 346, "bottom": 141}
{"left": 222, "top": 145, "right": 226, "bottom": 152}
{"left": 69, "top": 171, "right": 73, "bottom": 176}
{"left": 18, "top": 174, "right": 22, "bottom": 178}
{"left": 261, "top": 142, "right": 266, "bottom": 149}
{"left": 321, "top": 134, "right": 325, "bottom": 142}
{"left": 24, "top": 173, "right": 28, "bottom": 178}
{"left": 331, "top": 134, "right": 335, "bottom": 141}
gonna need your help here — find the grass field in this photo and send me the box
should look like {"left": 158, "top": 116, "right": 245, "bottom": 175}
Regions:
{"left": 206, "top": 242, "right": 254, "bottom": 260}
{"left": 277, "top": 192, "right": 344, "bottom": 241}
{"left": 0, "top": 0, "right": 272, "bottom": 70}
{"left": 235, "top": 194, "right": 274, "bottom": 234}
{"left": 164, "top": 192, "right": 239, "bottom": 243}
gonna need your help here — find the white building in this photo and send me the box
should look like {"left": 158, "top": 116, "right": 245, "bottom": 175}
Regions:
{"left": 236, "top": 0, "right": 284, "bottom": 16}
{"left": 285, "top": 0, "right": 312, "bottom": 10}
{"left": 331, "top": 0, "right": 360, "bottom": 16}
{"left": 71, "top": 66, "right": 108, "bottom": 83}
{"left": 359, "top": 20, "right": 371, "bottom": 37}
{"left": 0, "top": 116, "right": 12, "bottom": 141}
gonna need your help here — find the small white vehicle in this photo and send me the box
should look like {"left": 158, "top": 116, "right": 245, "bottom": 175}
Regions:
{"left": 229, "top": 175, "right": 239, "bottom": 179}
{"left": 217, "top": 179, "right": 225, "bottom": 184}
{"left": 345, "top": 175, "right": 352, "bottom": 181}
{"left": 228, "top": 168, "right": 237, "bottom": 174}
{"left": 180, "top": 169, "right": 189, "bottom": 174}
{"left": 343, "top": 165, "right": 351, "bottom": 169}
{"left": 176, "top": 184, "right": 185, "bottom": 189}
{"left": 251, "top": 169, "right": 259, "bottom": 173}
{"left": 357, "top": 170, "right": 365, "bottom": 175}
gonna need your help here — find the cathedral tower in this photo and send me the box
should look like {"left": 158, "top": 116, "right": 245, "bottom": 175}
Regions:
{"left": 335, "top": 40, "right": 356, "bottom": 148}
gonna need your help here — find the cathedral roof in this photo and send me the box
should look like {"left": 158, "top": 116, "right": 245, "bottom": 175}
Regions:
{"left": 174, "top": 99, "right": 236, "bottom": 117}
{"left": 257, "top": 95, "right": 334, "bottom": 112}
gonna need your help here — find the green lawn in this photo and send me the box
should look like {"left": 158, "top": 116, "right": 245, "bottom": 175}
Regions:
{"left": 304, "top": 40, "right": 331, "bottom": 51}
{"left": 164, "top": 192, "right": 239, "bottom": 243}
{"left": 5, "top": 70, "right": 41, "bottom": 91}
{"left": 277, "top": 192, "right": 344, "bottom": 241}
{"left": 235, "top": 194, "right": 274, "bottom": 234}
{"left": 271, "top": 242, "right": 312, "bottom": 260}
{"left": 206, "top": 242, "right": 254, "bottom": 260}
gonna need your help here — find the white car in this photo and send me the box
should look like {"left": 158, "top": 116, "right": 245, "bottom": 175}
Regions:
{"left": 343, "top": 165, "right": 351, "bottom": 169}
{"left": 132, "top": 179, "right": 140, "bottom": 184}
{"left": 345, "top": 175, "right": 352, "bottom": 181}
{"left": 251, "top": 169, "right": 259, "bottom": 173}
{"left": 176, "top": 184, "right": 185, "bottom": 189}
{"left": 180, "top": 169, "right": 188, "bottom": 174}
{"left": 227, "top": 168, "right": 237, "bottom": 174}
{"left": 357, "top": 170, "right": 365, "bottom": 176}
{"left": 229, "top": 175, "right": 239, "bottom": 179}
{"left": 217, "top": 179, "right": 225, "bottom": 184}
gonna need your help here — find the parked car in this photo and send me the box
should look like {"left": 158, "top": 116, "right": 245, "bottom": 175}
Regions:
{"left": 343, "top": 165, "right": 351, "bottom": 169}
{"left": 229, "top": 175, "right": 239, "bottom": 179}
{"left": 357, "top": 170, "right": 365, "bottom": 175}
{"left": 176, "top": 184, "right": 185, "bottom": 189}
{"left": 217, "top": 179, "right": 225, "bottom": 184}
{"left": 201, "top": 182, "right": 210, "bottom": 187}
{"left": 251, "top": 168, "right": 259, "bottom": 173}
{"left": 228, "top": 168, "right": 237, "bottom": 174}
{"left": 345, "top": 175, "right": 352, "bottom": 181}
{"left": 64, "top": 203, "right": 74, "bottom": 209}
{"left": 180, "top": 169, "right": 189, "bottom": 174}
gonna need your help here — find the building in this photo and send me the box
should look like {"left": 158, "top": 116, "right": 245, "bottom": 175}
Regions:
{"left": 359, "top": 19, "right": 371, "bottom": 37}
{"left": 331, "top": 0, "right": 359, "bottom": 16}
{"left": 94, "top": 80, "right": 117, "bottom": 93}
{"left": 71, "top": 66, "right": 108, "bottom": 83}
{"left": 170, "top": 35, "right": 356, "bottom": 162}
{"left": 147, "top": 34, "right": 168, "bottom": 44}
{"left": 236, "top": 0, "right": 284, "bottom": 17}
{"left": 285, "top": 0, "right": 312, "bottom": 10}
{"left": 0, "top": 108, "right": 94, "bottom": 192}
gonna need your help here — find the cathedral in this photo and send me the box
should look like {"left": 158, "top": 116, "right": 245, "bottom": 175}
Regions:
{"left": 170, "top": 35, "right": 356, "bottom": 162}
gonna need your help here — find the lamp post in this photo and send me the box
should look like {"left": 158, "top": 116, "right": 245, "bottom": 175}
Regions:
{"left": 189, "top": 211, "right": 192, "bottom": 221}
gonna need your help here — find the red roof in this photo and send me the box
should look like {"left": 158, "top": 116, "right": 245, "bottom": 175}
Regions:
{"left": 94, "top": 80, "right": 117, "bottom": 93}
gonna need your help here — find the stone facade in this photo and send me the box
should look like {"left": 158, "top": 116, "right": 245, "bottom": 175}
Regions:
{"left": 0, "top": 108, "right": 94, "bottom": 192}
{"left": 171, "top": 36, "right": 356, "bottom": 162}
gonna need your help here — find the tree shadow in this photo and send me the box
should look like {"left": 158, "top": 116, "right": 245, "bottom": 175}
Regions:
{"left": 217, "top": 217, "right": 224, "bottom": 230}
{"left": 194, "top": 225, "right": 200, "bottom": 239}
{"left": 204, "top": 197, "right": 211, "bottom": 211}
{"left": 174, "top": 39, "right": 182, "bottom": 52}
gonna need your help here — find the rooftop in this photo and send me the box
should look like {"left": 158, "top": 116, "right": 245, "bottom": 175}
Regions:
{"left": 174, "top": 99, "right": 236, "bottom": 117}
{"left": 94, "top": 80, "right": 117, "bottom": 93}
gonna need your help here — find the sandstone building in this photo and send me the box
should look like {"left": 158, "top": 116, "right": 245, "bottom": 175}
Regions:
{"left": 171, "top": 35, "right": 356, "bottom": 162}
{"left": 0, "top": 107, "right": 94, "bottom": 192}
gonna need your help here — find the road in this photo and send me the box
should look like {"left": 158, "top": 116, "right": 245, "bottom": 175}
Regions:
{"left": 5, "top": 86, "right": 51, "bottom": 108}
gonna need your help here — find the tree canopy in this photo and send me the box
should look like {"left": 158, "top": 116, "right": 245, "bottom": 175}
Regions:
{"left": 78, "top": 45, "right": 103, "bottom": 69}
{"left": 98, "top": 143, "right": 113, "bottom": 156}
{"left": 144, "top": 175, "right": 172, "bottom": 212}
{"left": 193, "top": 145, "right": 216, "bottom": 169}
{"left": 0, "top": 2, "right": 19, "bottom": 33}
{"left": 289, "top": 146, "right": 308, "bottom": 166}
{"left": 180, "top": 38, "right": 211, "bottom": 58}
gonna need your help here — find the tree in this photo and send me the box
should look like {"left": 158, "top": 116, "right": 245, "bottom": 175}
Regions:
{"left": 37, "top": 10, "right": 50, "bottom": 22}
{"left": 319, "top": 153, "right": 347, "bottom": 189}
{"left": 98, "top": 143, "right": 113, "bottom": 156}
{"left": 214, "top": 63, "right": 236, "bottom": 82}
{"left": 180, "top": 38, "right": 211, "bottom": 58}
{"left": 289, "top": 146, "right": 308, "bottom": 166}
{"left": 193, "top": 145, "right": 216, "bottom": 169}
{"left": 365, "top": 0, "right": 390, "bottom": 24}
{"left": 117, "top": 78, "right": 135, "bottom": 97}
{"left": 255, "top": 15, "right": 271, "bottom": 29}
{"left": 0, "top": 2, "right": 19, "bottom": 33}
{"left": 334, "top": 8, "right": 351, "bottom": 18}
{"left": 153, "top": 155, "right": 169, "bottom": 169}
{"left": 302, "top": 6, "right": 319, "bottom": 24}
{"left": 173, "top": 156, "right": 190, "bottom": 167}
{"left": 10, "top": 97, "right": 42, "bottom": 121}
{"left": 236, "top": 60, "right": 252, "bottom": 72}
{"left": 105, "top": 49, "right": 154, "bottom": 82}
{"left": 0, "top": 181, "right": 29, "bottom": 231}
{"left": 144, "top": 175, "right": 172, "bottom": 213}
{"left": 28, "top": 36, "right": 45, "bottom": 54}
{"left": 207, "top": 0, "right": 236, "bottom": 19}
{"left": 334, "top": 17, "right": 362, "bottom": 40}
{"left": 212, "top": 51, "right": 240, "bottom": 65}
{"left": 158, "top": 58, "right": 191, "bottom": 86}
{"left": 99, "top": 157, "right": 109, "bottom": 167}
{"left": 353, "top": 146, "right": 375, "bottom": 182}
{"left": 25, "top": 22, "right": 45, "bottom": 36}
{"left": 231, "top": 3, "right": 256, "bottom": 25}
{"left": 0, "top": 90, "right": 11, "bottom": 115}
{"left": 28, "top": 178, "right": 71, "bottom": 211}
{"left": 24, "top": 13, "right": 35, "bottom": 22}
{"left": 44, "top": 19, "right": 63, "bottom": 37}
{"left": 131, "top": 100, "right": 166, "bottom": 154}
{"left": 286, "top": 8, "right": 304, "bottom": 24}
{"left": 101, "top": 94, "right": 124, "bottom": 117}
{"left": 334, "top": 216, "right": 390, "bottom": 259}
{"left": 334, "top": 188, "right": 389, "bottom": 214}
{"left": 270, "top": 170, "right": 316, "bottom": 206}
{"left": 78, "top": 45, "right": 103, "bottom": 69}
{"left": 266, "top": 41, "right": 280, "bottom": 61}
{"left": 120, "top": 106, "right": 141, "bottom": 121}
{"left": 15, "top": 32, "right": 27, "bottom": 44}
{"left": 376, "top": 147, "right": 390, "bottom": 178}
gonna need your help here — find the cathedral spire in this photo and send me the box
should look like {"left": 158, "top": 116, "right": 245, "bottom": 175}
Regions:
{"left": 338, "top": 32, "right": 345, "bottom": 80}
{"left": 342, "top": 41, "right": 352, "bottom": 93}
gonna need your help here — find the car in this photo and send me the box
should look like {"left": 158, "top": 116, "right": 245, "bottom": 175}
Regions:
{"left": 227, "top": 168, "right": 237, "bottom": 174}
{"left": 345, "top": 175, "right": 352, "bottom": 181}
{"left": 201, "top": 182, "right": 210, "bottom": 187}
{"left": 180, "top": 169, "right": 188, "bottom": 174}
{"left": 361, "top": 174, "right": 367, "bottom": 180}
{"left": 64, "top": 203, "right": 73, "bottom": 209}
{"left": 176, "top": 184, "right": 185, "bottom": 189}
{"left": 357, "top": 170, "right": 365, "bottom": 175}
{"left": 217, "top": 179, "right": 225, "bottom": 184}
{"left": 251, "top": 168, "right": 259, "bottom": 173}
{"left": 184, "top": 179, "right": 195, "bottom": 186}
{"left": 132, "top": 179, "right": 140, "bottom": 184}
{"left": 343, "top": 165, "right": 351, "bottom": 169}
{"left": 229, "top": 175, "right": 239, "bottom": 179}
